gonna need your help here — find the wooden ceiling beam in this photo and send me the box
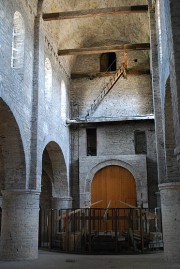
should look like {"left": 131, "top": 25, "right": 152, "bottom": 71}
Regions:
{"left": 58, "top": 43, "right": 150, "bottom": 56}
{"left": 71, "top": 69, "right": 151, "bottom": 79}
{"left": 43, "top": 5, "right": 148, "bottom": 21}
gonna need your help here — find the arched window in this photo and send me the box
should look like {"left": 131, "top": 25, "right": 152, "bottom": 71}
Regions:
{"left": 157, "top": 1, "right": 162, "bottom": 61}
{"left": 100, "top": 52, "right": 116, "bottom": 72}
{"left": 45, "top": 58, "right": 52, "bottom": 110}
{"left": 61, "top": 80, "right": 67, "bottom": 120}
{"left": 11, "top": 11, "right": 25, "bottom": 70}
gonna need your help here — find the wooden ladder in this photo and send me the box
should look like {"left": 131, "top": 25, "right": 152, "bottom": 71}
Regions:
{"left": 85, "top": 62, "right": 127, "bottom": 119}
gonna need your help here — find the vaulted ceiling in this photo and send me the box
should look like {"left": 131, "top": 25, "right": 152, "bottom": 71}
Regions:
{"left": 42, "top": 0, "right": 150, "bottom": 74}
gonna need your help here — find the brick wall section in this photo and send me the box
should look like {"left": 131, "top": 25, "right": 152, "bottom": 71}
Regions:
{"left": 71, "top": 72, "right": 152, "bottom": 119}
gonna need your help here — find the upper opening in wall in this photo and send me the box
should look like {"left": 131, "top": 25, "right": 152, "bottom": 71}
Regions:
{"left": 134, "top": 131, "right": 147, "bottom": 154}
{"left": 11, "top": 11, "right": 25, "bottom": 72}
{"left": 86, "top": 128, "right": 97, "bottom": 156}
{"left": 100, "top": 52, "right": 116, "bottom": 72}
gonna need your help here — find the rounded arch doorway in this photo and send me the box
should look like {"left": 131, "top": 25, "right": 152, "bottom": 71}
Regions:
{"left": 91, "top": 165, "right": 137, "bottom": 208}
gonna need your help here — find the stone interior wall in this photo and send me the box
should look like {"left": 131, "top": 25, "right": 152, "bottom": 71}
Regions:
{"left": 0, "top": 0, "right": 72, "bottom": 259}
{"left": 70, "top": 120, "right": 158, "bottom": 208}
{"left": 0, "top": 0, "right": 71, "bottom": 193}
{"left": 71, "top": 51, "right": 152, "bottom": 119}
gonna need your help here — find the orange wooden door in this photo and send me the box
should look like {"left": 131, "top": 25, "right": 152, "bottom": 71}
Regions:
{"left": 91, "top": 165, "right": 137, "bottom": 232}
{"left": 91, "top": 165, "right": 137, "bottom": 208}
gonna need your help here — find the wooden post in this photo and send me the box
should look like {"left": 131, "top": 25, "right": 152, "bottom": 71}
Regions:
{"left": 140, "top": 207, "right": 144, "bottom": 253}
{"left": 65, "top": 210, "right": 69, "bottom": 251}
{"left": 48, "top": 210, "right": 52, "bottom": 250}
{"left": 88, "top": 208, "right": 92, "bottom": 254}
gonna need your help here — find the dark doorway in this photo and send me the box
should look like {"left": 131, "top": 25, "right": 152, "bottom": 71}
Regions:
{"left": 100, "top": 52, "right": 116, "bottom": 72}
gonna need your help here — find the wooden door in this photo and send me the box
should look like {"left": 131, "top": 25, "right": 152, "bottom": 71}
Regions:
{"left": 91, "top": 165, "right": 136, "bottom": 208}
{"left": 91, "top": 165, "right": 137, "bottom": 232}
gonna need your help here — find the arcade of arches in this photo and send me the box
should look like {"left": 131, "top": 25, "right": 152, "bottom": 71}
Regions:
{"left": 0, "top": 0, "right": 180, "bottom": 264}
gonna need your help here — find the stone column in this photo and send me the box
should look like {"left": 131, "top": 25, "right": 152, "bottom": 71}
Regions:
{"left": 159, "top": 183, "right": 180, "bottom": 262}
{"left": 51, "top": 197, "right": 72, "bottom": 209}
{"left": 29, "top": 0, "right": 44, "bottom": 190}
{"left": 148, "top": 1, "right": 180, "bottom": 262}
{"left": 148, "top": 0, "right": 166, "bottom": 185}
{"left": 0, "top": 190, "right": 40, "bottom": 260}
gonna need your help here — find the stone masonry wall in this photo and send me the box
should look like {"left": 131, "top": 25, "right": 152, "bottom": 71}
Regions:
{"left": 0, "top": 0, "right": 72, "bottom": 260}
{"left": 0, "top": 0, "right": 35, "bottom": 184}
{"left": 72, "top": 120, "right": 158, "bottom": 208}
{"left": 71, "top": 50, "right": 152, "bottom": 119}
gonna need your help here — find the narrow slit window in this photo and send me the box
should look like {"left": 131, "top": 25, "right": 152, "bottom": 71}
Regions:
{"left": 134, "top": 131, "right": 147, "bottom": 154}
{"left": 87, "top": 128, "right": 97, "bottom": 156}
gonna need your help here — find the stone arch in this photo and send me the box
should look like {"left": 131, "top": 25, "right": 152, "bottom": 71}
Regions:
{"left": 164, "top": 77, "right": 180, "bottom": 182}
{"left": 0, "top": 98, "right": 26, "bottom": 190}
{"left": 42, "top": 141, "right": 68, "bottom": 198}
{"left": 11, "top": 11, "right": 25, "bottom": 72}
{"left": 85, "top": 160, "right": 137, "bottom": 192}
{"left": 84, "top": 159, "right": 143, "bottom": 207}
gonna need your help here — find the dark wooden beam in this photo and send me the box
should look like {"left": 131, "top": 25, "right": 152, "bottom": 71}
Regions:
{"left": 58, "top": 43, "right": 150, "bottom": 56}
{"left": 71, "top": 69, "right": 151, "bottom": 79}
{"left": 43, "top": 5, "right": 148, "bottom": 21}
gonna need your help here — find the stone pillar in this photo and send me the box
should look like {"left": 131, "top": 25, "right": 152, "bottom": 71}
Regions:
{"left": 159, "top": 183, "right": 180, "bottom": 262}
{"left": 0, "top": 190, "right": 40, "bottom": 260}
{"left": 29, "top": 0, "right": 44, "bottom": 190}
{"left": 148, "top": 0, "right": 166, "bottom": 185}
{"left": 51, "top": 197, "right": 72, "bottom": 209}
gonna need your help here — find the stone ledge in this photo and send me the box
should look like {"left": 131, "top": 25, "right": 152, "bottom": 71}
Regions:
{"left": 159, "top": 182, "right": 180, "bottom": 190}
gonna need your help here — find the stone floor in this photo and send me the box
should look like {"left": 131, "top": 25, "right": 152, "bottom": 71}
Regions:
{"left": 0, "top": 251, "right": 179, "bottom": 269}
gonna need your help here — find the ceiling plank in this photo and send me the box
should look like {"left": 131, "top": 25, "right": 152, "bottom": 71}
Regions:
{"left": 71, "top": 69, "right": 151, "bottom": 79}
{"left": 58, "top": 43, "right": 150, "bottom": 56}
{"left": 43, "top": 5, "right": 148, "bottom": 21}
